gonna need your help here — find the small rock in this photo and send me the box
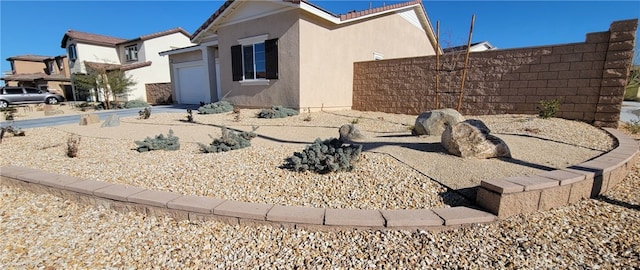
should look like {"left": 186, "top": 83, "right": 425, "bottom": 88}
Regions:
{"left": 413, "top": 108, "right": 465, "bottom": 136}
{"left": 101, "top": 114, "right": 120, "bottom": 128}
{"left": 441, "top": 119, "right": 511, "bottom": 159}
{"left": 79, "top": 114, "right": 100, "bottom": 126}
{"left": 44, "top": 109, "right": 64, "bottom": 116}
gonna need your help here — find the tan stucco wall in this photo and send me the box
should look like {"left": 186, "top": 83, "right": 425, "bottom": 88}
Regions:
{"left": 217, "top": 9, "right": 300, "bottom": 108}
{"left": 13, "top": 60, "right": 45, "bottom": 74}
{"left": 298, "top": 10, "right": 435, "bottom": 110}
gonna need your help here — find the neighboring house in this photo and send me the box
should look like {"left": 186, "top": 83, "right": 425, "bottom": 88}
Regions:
{"left": 160, "top": 0, "right": 439, "bottom": 109}
{"left": 443, "top": 41, "right": 496, "bottom": 53}
{"left": 1, "top": 54, "right": 71, "bottom": 98}
{"left": 60, "top": 28, "right": 194, "bottom": 103}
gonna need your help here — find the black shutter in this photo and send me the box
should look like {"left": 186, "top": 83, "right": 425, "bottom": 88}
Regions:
{"left": 265, "top": 38, "right": 278, "bottom": 79}
{"left": 231, "top": 45, "right": 243, "bottom": 81}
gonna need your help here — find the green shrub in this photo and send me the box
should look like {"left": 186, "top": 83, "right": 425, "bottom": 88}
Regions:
{"left": 124, "top": 100, "right": 149, "bottom": 109}
{"left": 197, "top": 101, "right": 234, "bottom": 114}
{"left": 537, "top": 99, "right": 559, "bottom": 119}
{"left": 199, "top": 126, "right": 259, "bottom": 153}
{"left": 258, "top": 106, "right": 299, "bottom": 119}
{"left": 284, "top": 138, "right": 362, "bottom": 174}
{"left": 135, "top": 129, "right": 180, "bottom": 152}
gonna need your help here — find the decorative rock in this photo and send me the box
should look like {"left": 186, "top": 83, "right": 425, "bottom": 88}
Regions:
{"left": 101, "top": 114, "right": 120, "bottom": 128}
{"left": 441, "top": 119, "right": 511, "bottom": 159}
{"left": 79, "top": 114, "right": 100, "bottom": 125}
{"left": 413, "top": 108, "right": 465, "bottom": 136}
{"left": 338, "top": 124, "right": 364, "bottom": 142}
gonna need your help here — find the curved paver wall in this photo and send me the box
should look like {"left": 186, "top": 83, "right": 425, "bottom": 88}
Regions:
{"left": 1, "top": 128, "right": 637, "bottom": 230}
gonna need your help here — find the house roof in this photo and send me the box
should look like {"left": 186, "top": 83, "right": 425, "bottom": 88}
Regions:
{"left": 443, "top": 41, "right": 496, "bottom": 53}
{"left": 1, "top": 72, "right": 70, "bottom": 82}
{"left": 190, "top": 0, "right": 439, "bottom": 51}
{"left": 61, "top": 27, "right": 191, "bottom": 48}
{"left": 7, "top": 55, "right": 67, "bottom": 62}
{"left": 84, "top": 61, "right": 152, "bottom": 72}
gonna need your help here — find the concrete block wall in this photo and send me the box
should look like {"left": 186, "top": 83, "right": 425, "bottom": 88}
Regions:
{"left": 145, "top": 83, "right": 172, "bottom": 104}
{"left": 353, "top": 19, "right": 638, "bottom": 127}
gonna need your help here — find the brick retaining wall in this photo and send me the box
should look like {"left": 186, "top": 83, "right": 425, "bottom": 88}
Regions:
{"left": 353, "top": 19, "right": 638, "bottom": 127}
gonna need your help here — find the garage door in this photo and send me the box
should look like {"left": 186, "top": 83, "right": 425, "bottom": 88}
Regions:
{"left": 175, "top": 63, "right": 207, "bottom": 104}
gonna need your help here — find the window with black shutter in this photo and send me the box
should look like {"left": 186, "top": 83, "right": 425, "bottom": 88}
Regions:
{"left": 231, "top": 37, "right": 278, "bottom": 82}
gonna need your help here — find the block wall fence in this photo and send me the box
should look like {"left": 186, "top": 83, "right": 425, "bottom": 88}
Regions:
{"left": 145, "top": 83, "right": 172, "bottom": 105}
{"left": 353, "top": 19, "right": 638, "bottom": 127}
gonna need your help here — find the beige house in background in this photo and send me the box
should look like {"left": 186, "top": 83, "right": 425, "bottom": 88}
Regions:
{"left": 1, "top": 55, "right": 71, "bottom": 97}
{"left": 60, "top": 28, "right": 193, "bottom": 103}
{"left": 161, "top": 0, "right": 439, "bottom": 110}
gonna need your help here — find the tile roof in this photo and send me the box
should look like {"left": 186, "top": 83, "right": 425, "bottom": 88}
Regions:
{"left": 1, "top": 72, "right": 70, "bottom": 82}
{"left": 7, "top": 55, "right": 66, "bottom": 62}
{"left": 84, "top": 61, "right": 152, "bottom": 72}
{"left": 339, "top": 0, "right": 422, "bottom": 21}
{"left": 135, "top": 27, "right": 191, "bottom": 42}
{"left": 191, "top": 0, "right": 425, "bottom": 41}
{"left": 61, "top": 30, "right": 128, "bottom": 48}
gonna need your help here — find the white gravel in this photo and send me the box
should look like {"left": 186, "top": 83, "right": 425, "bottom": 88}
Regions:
{"left": 1, "top": 109, "right": 637, "bottom": 267}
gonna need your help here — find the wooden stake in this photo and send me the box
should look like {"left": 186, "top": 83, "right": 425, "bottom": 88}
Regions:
{"left": 435, "top": 21, "right": 440, "bottom": 109}
{"left": 457, "top": 14, "right": 475, "bottom": 112}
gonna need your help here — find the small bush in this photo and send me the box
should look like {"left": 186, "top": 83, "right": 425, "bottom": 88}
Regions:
{"left": 139, "top": 107, "right": 151, "bottom": 119}
{"left": 124, "top": 100, "right": 149, "bottom": 109}
{"left": 199, "top": 126, "right": 259, "bottom": 153}
{"left": 284, "top": 138, "right": 362, "bottom": 174}
{"left": 186, "top": 109, "right": 194, "bottom": 122}
{"left": 198, "top": 101, "right": 234, "bottom": 114}
{"left": 258, "top": 106, "right": 299, "bottom": 119}
{"left": 0, "top": 124, "right": 25, "bottom": 143}
{"left": 67, "top": 135, "right": 81, "bottom": 158}
{"left": 626, "top": 120, "right": 640, "bottom": 134}
{"left": 135, "top": 129, "right": 180, "bottom": 152}
{"left": 537, "top": 99, "right": 559, "bottom": 119}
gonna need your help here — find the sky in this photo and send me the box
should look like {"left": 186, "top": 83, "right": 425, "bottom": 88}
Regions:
{"left": 1, "top": 0, "right": 639, "bottom": 78}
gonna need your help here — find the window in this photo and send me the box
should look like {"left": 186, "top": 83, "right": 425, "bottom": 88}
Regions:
{"left": 4, "top": 87, "right": 23, "bottom": 95}
{"left": 68, "top": 44, "right": 77, "bottom": 61}
{"left": 25, "top": 87, "right": 41, "bottom": 94}
{"left": 125, "top": 45, "right": 138, "bottom": 61}
{"left": 46, "top": 60, "right": 56, "bottom": 74}
{"left": 231, "top": 37, "right": 278, "bottom": 83}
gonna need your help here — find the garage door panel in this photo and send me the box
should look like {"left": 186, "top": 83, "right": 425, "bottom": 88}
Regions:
{"left": 176, "top": 65, "right": 207, "bottom": 105}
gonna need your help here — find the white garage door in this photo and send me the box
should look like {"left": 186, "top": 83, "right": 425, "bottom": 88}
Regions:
{"left": 175, "top": 63, "right": 207, "bottom": 104}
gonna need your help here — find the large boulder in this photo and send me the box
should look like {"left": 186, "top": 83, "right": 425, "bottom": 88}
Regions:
{"left": 101, "top": 114, "right": 120, "bottom": 127}
{"left": 339, "top": 124, "right": 364, "bottom": 143}
{"left": 441, "top": 119, "right": 511, "bottom": 159}
{"left": 79, "top": 114, "right": 100, "bottom": 126}
{"left": 413, "top": 108, "right": 465, "bottom": 136}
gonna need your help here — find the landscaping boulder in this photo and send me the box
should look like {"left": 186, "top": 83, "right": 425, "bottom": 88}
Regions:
{"left": 441, "top": 119, "right": 511, "bottom": 159}
{"left": 44, "top": 109, "right": 64, "bottom": 116}
{"left": 101, "top": 114, "right": 120, "bottom": 127}
{"left": 79, "top": 114, "right": 100, "bottom": 126}
{"left": 413, "top": 108, "right": 465, "bottom": 136}
{"left": 339, "top": 124, "right": 364, "bottom": 143}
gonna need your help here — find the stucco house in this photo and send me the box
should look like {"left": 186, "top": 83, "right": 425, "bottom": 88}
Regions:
{"left": 1, "top": 54, "right": 71, "bottom": 98}
{"left": 160, "top": 0, "right": 439, "bottom": 110}
{"left": 60, "top": 28, "right": 194, "bottom": 103}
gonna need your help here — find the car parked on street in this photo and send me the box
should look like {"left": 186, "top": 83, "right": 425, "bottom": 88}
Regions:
{"left": 0, "top": 86, "right": 65, "bottom": 108}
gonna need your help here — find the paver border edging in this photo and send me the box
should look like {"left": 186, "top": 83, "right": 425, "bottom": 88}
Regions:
{"left": 1, "top": 128, "right": 636, "bottom": 231}
{"left": 0, "top": 166, "right": 496, "bottom": 231}
{"left": 476, "top": 127, "right": 639, "bottom": 219}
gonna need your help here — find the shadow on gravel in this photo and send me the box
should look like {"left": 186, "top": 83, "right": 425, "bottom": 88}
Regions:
{"left": 596, "top": 195, "right": 640, "bottom": 211}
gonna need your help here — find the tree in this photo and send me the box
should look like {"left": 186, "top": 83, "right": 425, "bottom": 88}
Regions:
{"left": 72, "top": 63, "right": 136, "bottom": 109}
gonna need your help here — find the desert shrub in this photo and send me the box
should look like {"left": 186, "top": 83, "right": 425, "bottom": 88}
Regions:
{"left": 135, "top": 129, "right": 180, "bottom": 152}
{"left": 284, "top": 138, "right": 362, "bottom": 174}
{"left": 138, "top": 107, "right": 151, "bottom": 119}
{"left": 198, "top": 101, "right": 234, "bottom": 114}
{"left": 537, "top": 99, "right": 559, "bottom": 119}
{"left": 0, "top": 124, "right": 25, "bottom": 143}
{"left": 186, "top": 108, "right": 194, "bottom": 122}
{"left": 199, "top": 126, "right": 259, "bottom": 153}
{"left": 124, "top": 100, "right": 149, "bottom": 109}
{"left": 257, "top": 106, "right": 299, "bottom": 119}
{"left": 67, "top": 135, "right": 81, "bottom": 158}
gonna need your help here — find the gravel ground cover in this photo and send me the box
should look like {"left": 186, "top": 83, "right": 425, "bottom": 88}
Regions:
{"left": 1, "top": 109, "right": 637, "bottom": 268}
